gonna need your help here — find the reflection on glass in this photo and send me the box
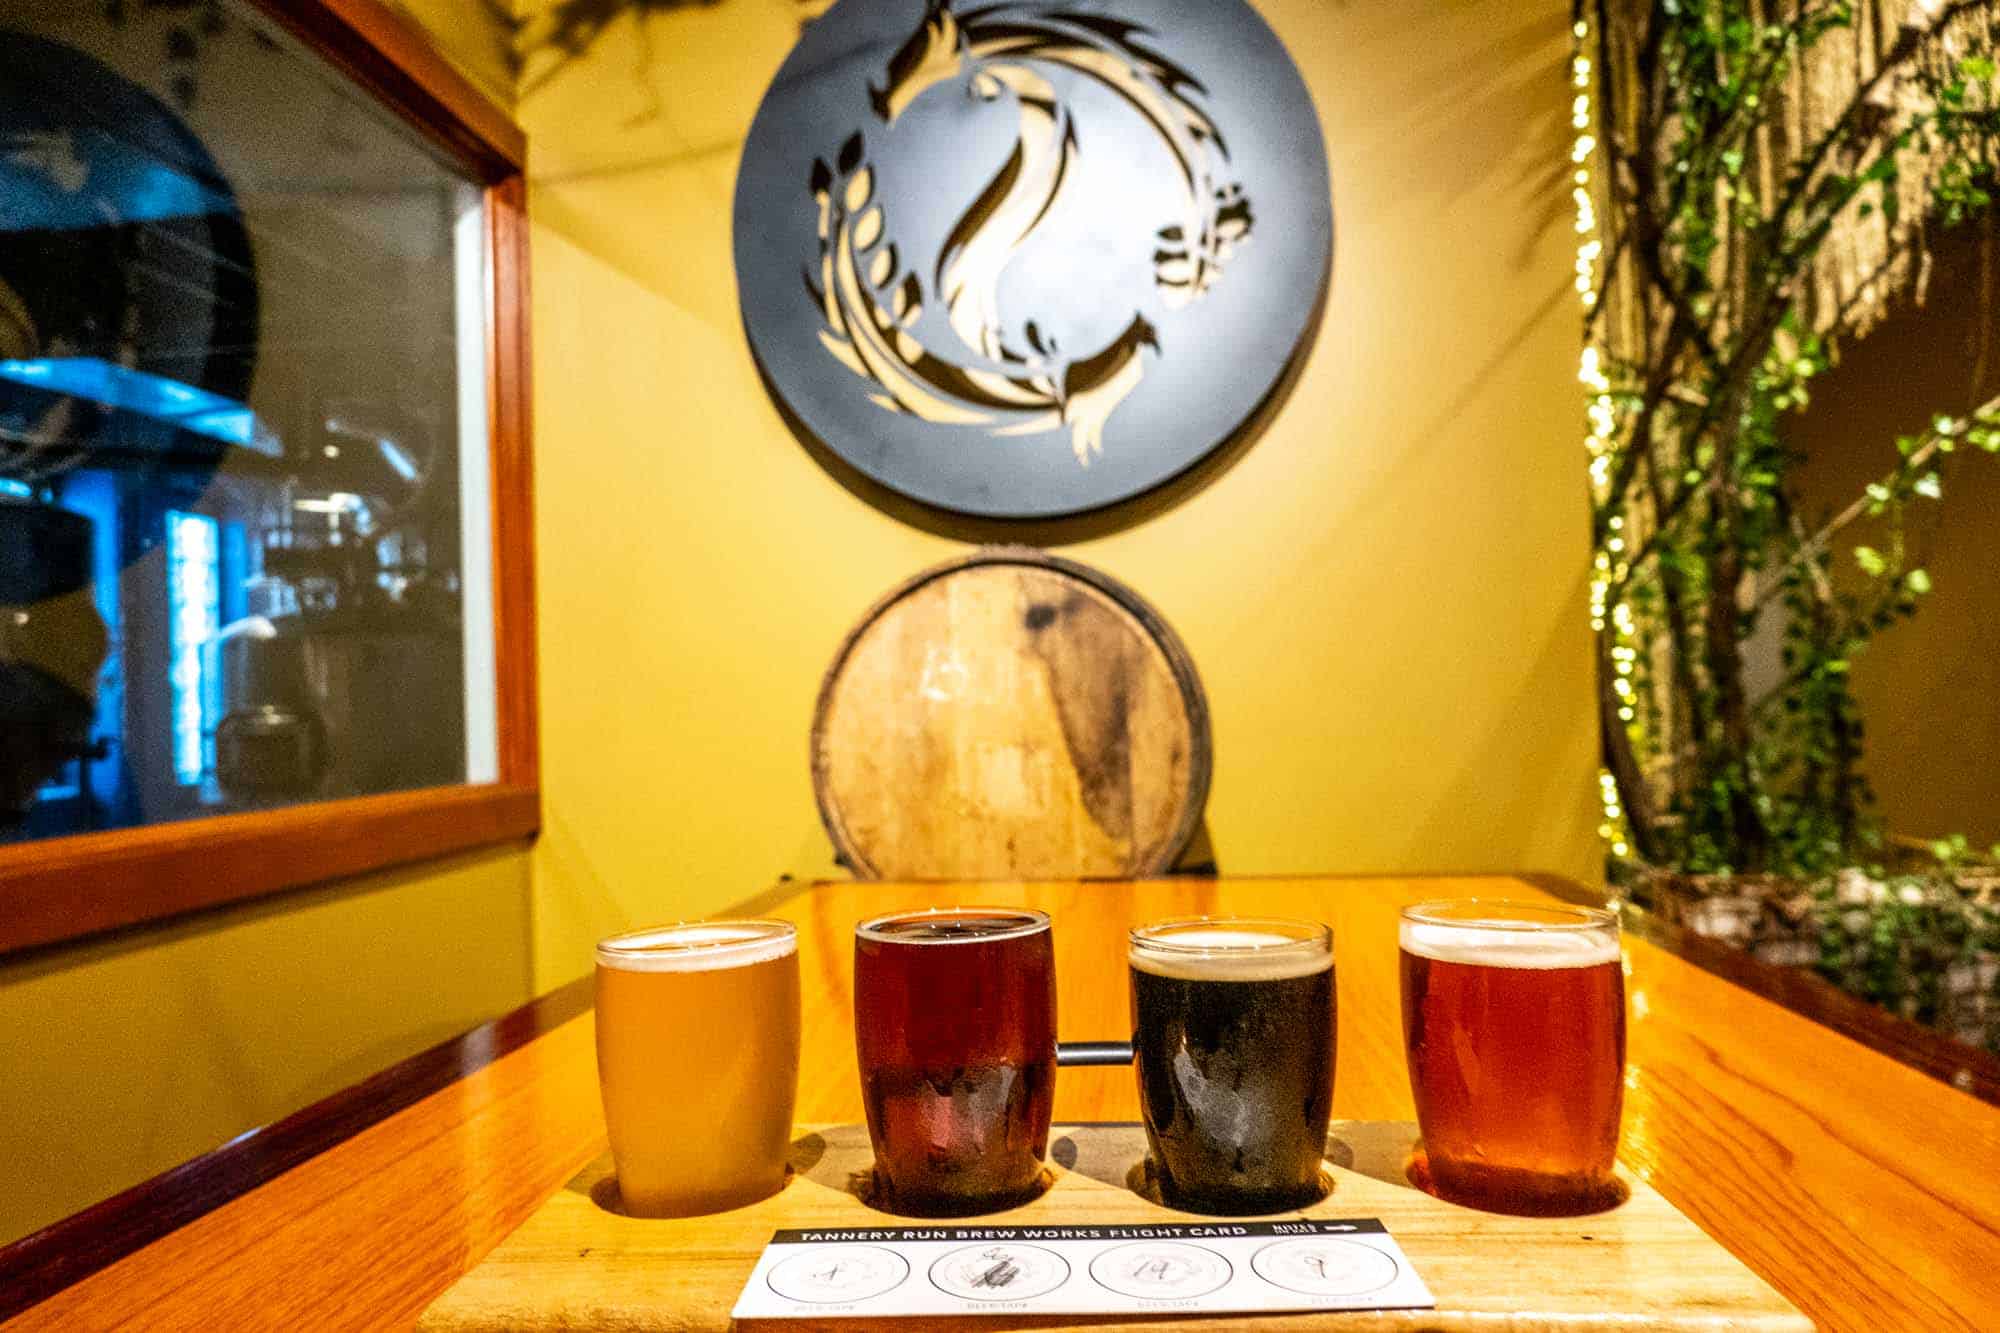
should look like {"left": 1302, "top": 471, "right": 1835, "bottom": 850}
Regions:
{"left": 0, "top": 359, "right": 281, "bottom": 455}
{"left": 0, "top": 3, "right": 496, "bottom": 841}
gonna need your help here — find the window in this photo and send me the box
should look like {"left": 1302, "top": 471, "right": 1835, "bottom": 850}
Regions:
{"left": 0, "top": 0, "right": 535, "bottom": 953}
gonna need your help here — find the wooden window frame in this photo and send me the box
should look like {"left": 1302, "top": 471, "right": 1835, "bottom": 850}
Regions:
{"left": 0, "top": 0, "right": 538, "bottom": 956}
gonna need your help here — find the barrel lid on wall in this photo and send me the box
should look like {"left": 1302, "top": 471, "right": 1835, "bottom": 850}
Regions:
{"left": 812, "top": 547, "right": 1211, "bottom": 880}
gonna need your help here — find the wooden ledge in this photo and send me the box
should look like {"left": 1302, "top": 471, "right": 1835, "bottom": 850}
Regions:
{"left": 0, "top": 975, "right": 591, "bottom": 1321}
{"left": 1520, "top": 872, "right": 2000, "bottom": 1105}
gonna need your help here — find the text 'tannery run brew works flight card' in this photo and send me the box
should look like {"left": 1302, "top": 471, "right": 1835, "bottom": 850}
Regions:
{"left": 729, "top": 1219, "right": 1435, "bottom": 1319}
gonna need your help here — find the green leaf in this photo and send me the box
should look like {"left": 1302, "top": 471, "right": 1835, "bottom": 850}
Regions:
{"left": 1915, "top": 472, "right": 1943, "bottom": 500}
{"left": 1907, "top": 568, "right": 1933, "bottom": 595}
{"left": 1855, "top": 546, "right": 1888, "bottom": 576}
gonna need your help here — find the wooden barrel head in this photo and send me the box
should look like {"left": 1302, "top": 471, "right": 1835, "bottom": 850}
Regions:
{"left": 812, "top": 548, "right": 1211, "bottom": 880}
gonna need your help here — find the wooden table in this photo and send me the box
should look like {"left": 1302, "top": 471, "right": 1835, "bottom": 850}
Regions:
{"left": 5, "top": 876, "right": 1999, "bottom": 1331}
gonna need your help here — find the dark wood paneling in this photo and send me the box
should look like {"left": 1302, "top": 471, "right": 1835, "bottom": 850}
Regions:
{"left": 0, "top": 976, "right": 592, "bottom": 1323}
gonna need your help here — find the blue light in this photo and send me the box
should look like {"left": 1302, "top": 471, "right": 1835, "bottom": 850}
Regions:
{"left": 0, "top": 478, "right": 31, "bottom": 499}
{"left": 167, "top": 510, "right": 221, "bottom": 786}
{"left": 377, "top": 438, "right": 421, "bottom": 483}
{"left": 0, "top": 358, "right": 281, "bottom": 456}
{"left": 1, "top": 126, "right": 227, "bottom": 233}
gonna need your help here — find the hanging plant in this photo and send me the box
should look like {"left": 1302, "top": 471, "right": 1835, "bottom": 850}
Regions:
{"left": 515, "top": 0, "right": 827, "bottom": 101}
{"left": 1578, "top": 0, "right": 2000, "bottom": 879}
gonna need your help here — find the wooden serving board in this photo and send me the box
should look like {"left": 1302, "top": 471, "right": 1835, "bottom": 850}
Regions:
{"left": 418, "top": 1122, "right": 1808, "bottom": 1331}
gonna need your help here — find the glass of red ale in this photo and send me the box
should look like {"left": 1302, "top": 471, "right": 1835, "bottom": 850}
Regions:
{"left": 1399, "top": 900, "right": 1625, "bottom": 1214}
{"left": 853, "top": 907, "right": 1056, "bottom": 1214}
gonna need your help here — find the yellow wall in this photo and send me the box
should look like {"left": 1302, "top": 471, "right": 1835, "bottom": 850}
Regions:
{"left": 0, "top": 847, "right": 531, "bottom": 1243}
{"left": 3, "top": 0, "right": 1601, "bottom": 1245}
{"left": 0, "top": 1, "right": 533, "bottom": 1248}
{"left": 521, "top": 0, "right": 1601, "bottom": 991}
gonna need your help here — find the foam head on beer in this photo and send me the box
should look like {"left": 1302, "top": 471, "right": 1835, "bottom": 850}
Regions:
{"left": 1128, "top": 926, "right": 1335, "bottom": 980}
{"left": 595, "top": 922, "right": 800, "bottom": 970}
{"left": 594, "top": 919, "right": 801, "bottom": 1217}
{"left": 1398, "top": 918, "right": 1621, "bottom": 970}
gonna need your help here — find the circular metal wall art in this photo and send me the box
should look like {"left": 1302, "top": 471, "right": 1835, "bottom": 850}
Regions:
{"left": 735, "top": 0, "right": 1332, "bottom": 519}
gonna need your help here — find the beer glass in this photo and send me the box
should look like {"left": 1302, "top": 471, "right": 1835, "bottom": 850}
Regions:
{"left": 1129, "top": 917, "right": 1336, "bottom": 1214}
{"left": 854, "top": 907, "right": 1056, "bottom": 1214}
{"left": 595, "top": 920, "right": 800, "bottom": 1216}
{"left": 1399, "top": 900, "right": 1625, "bottom": 1213}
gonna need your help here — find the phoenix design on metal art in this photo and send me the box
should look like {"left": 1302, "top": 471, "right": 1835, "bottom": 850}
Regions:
{"left": 801, "top": 0, "right": 1254, "bottom": 466}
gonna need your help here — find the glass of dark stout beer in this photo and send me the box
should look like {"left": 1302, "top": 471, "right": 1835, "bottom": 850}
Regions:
{"left": 1399, "top": 900, "right": 1626, "bottom": 1214}
{"left": 1128, "top": 917, "right": 1336, "bottom": 1214}
{"left": 853, "top": 907, "right": 1056, "bottom": 1214}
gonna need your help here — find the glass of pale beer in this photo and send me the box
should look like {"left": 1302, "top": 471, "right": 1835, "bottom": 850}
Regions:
{"left": 595, "top": 920, "right": 800, "bottom": 1216}
{"left": 1129, "top": 917, "right": 1336, "bottom": 1214}
{"left": 1399, "top": 900, "right": 1625, "bottom": 1214}
{"left": 854, "top": 907, "right": 1056, "bottom": 1214}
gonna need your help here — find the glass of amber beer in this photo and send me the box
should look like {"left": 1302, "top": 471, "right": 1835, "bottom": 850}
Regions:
{"left": 854, "top": 908, "right": 1056, "bottom": 1214}
{"left": 1129, "top": 917, "right": 1336, "bottom": 1214}
{"left": 595, "top": 920, "right": 800, "bottom": 1216}
{"left": 1399, "top": 900, "right": 1625, "bottom": 1214}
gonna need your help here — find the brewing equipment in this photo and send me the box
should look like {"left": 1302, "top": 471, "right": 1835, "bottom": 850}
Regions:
{"left": 1, "top": 20, "right": 471, "bottom": 834}
{"left": 0, "top": 499, "right": 107, "bottom": 820}
{"left": 0, "top": 29, "right": 253, "bottom": 824}
{"left": 213, "top": 413, "right": 463, "bottom": 803}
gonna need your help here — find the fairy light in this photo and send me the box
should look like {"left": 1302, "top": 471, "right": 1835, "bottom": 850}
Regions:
{"left": 1575, "top": 13, "right": 1635, "bottom": 862}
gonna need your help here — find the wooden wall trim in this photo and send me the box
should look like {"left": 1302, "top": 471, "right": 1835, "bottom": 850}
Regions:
{"left": 0, "top": 785, "right": 537, "bottom": 956}
{"left": 0, "top": 976, "right": 593, "bottom": 1323}
{"left": 248, "top": 0, "right": 524, "bottom": 178}
{"left": 488, "top": 173, "right": 539, "bottom": 789}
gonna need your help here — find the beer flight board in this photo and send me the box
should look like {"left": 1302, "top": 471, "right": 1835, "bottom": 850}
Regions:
{"left": 417, "top": 1122, "right": 1810, "bottom": 1330}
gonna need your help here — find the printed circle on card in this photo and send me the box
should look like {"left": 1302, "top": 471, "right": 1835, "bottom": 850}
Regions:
{"left": 1088, "top": 1241, "right": 1233, "bottom": 1299}
{"left": 928, "top": 1243, "right": 1071, "bottom": 1300}
{"left": 1250, "top": 1237, "right": 1400, "bottom": 1297}
{"left": 766, "top": 1245, "right": 911, "bottom": 1303}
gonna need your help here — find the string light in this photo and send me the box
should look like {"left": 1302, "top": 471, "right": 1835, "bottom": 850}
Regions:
{"left": 1575, "top": 13, "right": 1635, "bottom": 862}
